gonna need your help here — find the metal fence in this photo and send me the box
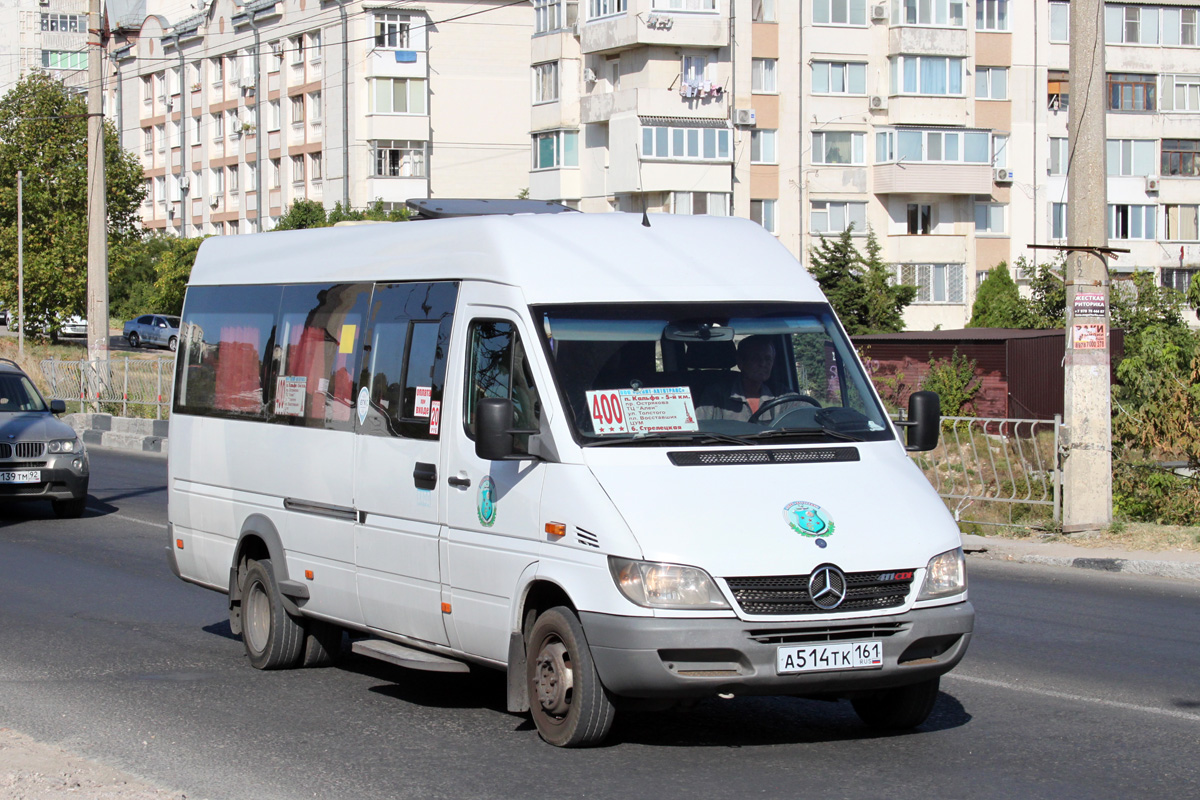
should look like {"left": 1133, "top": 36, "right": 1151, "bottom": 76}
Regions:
{"left": 39, "top": 357, "right": 175, "bottom": 419}
{"left": 910, "top": 415, "right": 1062, "bottom": 528}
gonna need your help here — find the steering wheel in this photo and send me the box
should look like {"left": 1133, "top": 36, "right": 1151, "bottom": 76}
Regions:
{"left": 747, "top": 392, "right": 822, "bottom": 424}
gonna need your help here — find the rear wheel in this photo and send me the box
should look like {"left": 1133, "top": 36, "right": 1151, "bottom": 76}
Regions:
{"left": 241, "top": 558, "right": 305, "bottom": 670}
{"left": 128, "top": 332, "right": 140, "bottom": 348}
{"left": 168, "top": 336, "right": 178, "bottom": 352}
{"left": 851, "top": 677, "right": 941, "bottom": 730}
{"left": 526, "top": 606, "right": 615, "bottom": 747}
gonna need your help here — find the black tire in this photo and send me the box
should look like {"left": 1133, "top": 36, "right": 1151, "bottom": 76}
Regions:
{"left": 128, "top": 332, "right": 140, "bottom": 348}
{"left": 168, "top": 336, "right": 178, "bottom": 352}
{"left": 851, "top": 677, "right": 941, "bottom": 730}
{"left": 526, "top": 606, "right": 615, "bottom": 747}
{"left": 301, "top": 619, "right": 343, "bottom": 668}
{"left": 241, "top": 558, "right": 305, "bottom": 670}
{"left": 52, "top": 493, "right": 87, "bottom": 519}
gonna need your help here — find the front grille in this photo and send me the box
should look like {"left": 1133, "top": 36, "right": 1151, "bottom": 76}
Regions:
{"left": 0, "top": 444, "right": 9, "bottom": 458}
{"left": 0, "top": 461, "right": 47, "bottom": 469}
{"left": 14, "top": 442, "right": 44, "bottom": 459}
{"left": 725, "top": 570, "right": 915, "bottom": 615}
{"left": 746, "top": 622, "right": 909, "bottom": 645}
{"left": 669, "top": 447, "right": 860, "bottom": 467}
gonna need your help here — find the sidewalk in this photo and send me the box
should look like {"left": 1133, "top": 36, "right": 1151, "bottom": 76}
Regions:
{"left": 962, "top": 533, "right": 1200, "bottom": 582}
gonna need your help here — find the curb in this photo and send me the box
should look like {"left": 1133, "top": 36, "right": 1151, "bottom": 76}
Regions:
{"left": 64, "top": 413, "right": 169, "bottom": 456}
{"left": 962, "top": 535, "right": 1200, "bottom": 583}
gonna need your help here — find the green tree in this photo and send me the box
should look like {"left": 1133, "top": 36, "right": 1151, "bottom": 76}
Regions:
{"left": 807, "top": 225, "right": 915, "bottom": 335}
{"left": 967, "top": 262, "right": 1035, "bottom": 328}
{"left": 108, "top": 233, "right": 177, "bottom": 321}
{"left": 150, "top": 237, "right": 205, "bottom": 315}
{"left": 0, "top": 74, "right": 145, "bottom": 336}
{"left": 274, "top": 199, "right": 329, "bottom": 230}
{"left": 1023, "top": 256, "right": 1066, "bottom": 329}
{"left": 921, "top": 349, "right": 982, "bottom": 415}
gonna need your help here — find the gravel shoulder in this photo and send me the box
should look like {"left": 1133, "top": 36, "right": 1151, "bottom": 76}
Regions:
{"left": 0, "top": 729, "right": 189, "bottom": 800}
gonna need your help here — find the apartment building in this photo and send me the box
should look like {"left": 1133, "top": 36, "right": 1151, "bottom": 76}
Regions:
{"left": 117, "top": 0, "right": 532, "bottom": 236}
{"left": 0, "top": 0, "right": 92, "bottom": 93}
{"left": 529, "top": 0, "right": 1200, "bottom": 329}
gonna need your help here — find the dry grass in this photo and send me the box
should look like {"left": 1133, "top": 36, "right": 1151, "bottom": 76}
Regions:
{"left": 962, "top": 520, "right": 1200, "bottom": 552}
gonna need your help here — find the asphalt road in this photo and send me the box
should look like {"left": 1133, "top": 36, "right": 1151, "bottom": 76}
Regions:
{"left": 1, "top": 449, "right": 1198, "bottom": 799}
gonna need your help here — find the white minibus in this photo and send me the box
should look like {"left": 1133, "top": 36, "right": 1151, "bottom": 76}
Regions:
{"left": 167, "top": 206, "right": 972, "bottom": 747}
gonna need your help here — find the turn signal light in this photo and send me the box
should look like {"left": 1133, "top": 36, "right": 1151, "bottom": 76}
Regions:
{"left": 441, "top": 602, "right": 452, "bottom": 614}
{"left": 545, "top": 522, "right": 566, "bottom": 537}
{"left": 304, "top": 570, "right": 314, "bottom": 580}
{"left": 175, "top": 539, "right": 183, "bottom": 549}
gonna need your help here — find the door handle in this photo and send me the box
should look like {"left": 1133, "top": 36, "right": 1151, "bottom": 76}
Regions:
{"left": 413, "top": 462, "right": 437, "bottom": 491}
{"left": 447, "top": 475, "right": 471, "bottom": 489}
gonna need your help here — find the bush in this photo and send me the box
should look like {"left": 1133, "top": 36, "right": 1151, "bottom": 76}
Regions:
{"left": 920, "top": 349, "right": 981, "bottom": 416}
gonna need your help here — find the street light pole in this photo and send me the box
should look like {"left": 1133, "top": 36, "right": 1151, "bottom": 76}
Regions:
{"left": 17, "top": 170, "right": 23, "bottom": 359}
{"left": 86, "top": 0, "right": 109, "bottom": 376}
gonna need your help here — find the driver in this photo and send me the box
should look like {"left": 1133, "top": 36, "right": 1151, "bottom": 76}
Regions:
{"left": 696, "top": 335, "right": 780, "bottom": 422}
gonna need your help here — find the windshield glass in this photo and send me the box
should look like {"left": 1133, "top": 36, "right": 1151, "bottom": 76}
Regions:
{"left": 535, "top": 302, "right": 893, "bottom": 445}
{"left": 0, "top": 373, "right": 48, "bottom": 413}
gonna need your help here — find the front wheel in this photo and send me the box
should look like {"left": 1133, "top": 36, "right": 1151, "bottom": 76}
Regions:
{"left": 52, "top": 493, "right": 87, "bottom": 519}
{"left": 526, "top": 606, "right": 615, "bottom": 747}
{"left": 168, "top": 336, "right": 178, "bottom": 352}
{"left": 851, "top": 677, "right": 940, "bottom": 730}
{"left": 128, "top": 332, "right": 140, "bottom": 348}
{"left": 241, "top": 558, "right": 305, "bottom": 670}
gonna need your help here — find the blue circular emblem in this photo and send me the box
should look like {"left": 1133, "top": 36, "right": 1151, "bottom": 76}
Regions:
{"left": 783, "top": 501, "right": 835, "bottom": 538}
{"left": 477, "top": 475, "right": 497, "bottom": 527}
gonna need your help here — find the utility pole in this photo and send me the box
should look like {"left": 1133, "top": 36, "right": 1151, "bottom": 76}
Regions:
{"left": 86, "top": 0, "right": 110, "bottom": 375}
{"left": 1063, "top": 0, "right": 1112, "bottom": 532}
{"left": 17, "top": 171, "right": 23, "bottom": 359}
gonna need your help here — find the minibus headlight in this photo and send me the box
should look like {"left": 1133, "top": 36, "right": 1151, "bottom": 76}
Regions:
{"left": 48, "top": 438, "right": 80, "bottom": 454}
{"left": 608, "top": 558, "right": 729, "bottom": 610}
{"left": 918, "top": 547, "right": 966, "bottom": 600}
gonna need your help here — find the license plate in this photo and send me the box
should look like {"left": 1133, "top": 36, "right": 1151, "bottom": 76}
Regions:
{"left": 0, "top": 470, "right": 41, "bottom": 484}
{"left": 776, "top": 640, "right": 883, "bottom": 674}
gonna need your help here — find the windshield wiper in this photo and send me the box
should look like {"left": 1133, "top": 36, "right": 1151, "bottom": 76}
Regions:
{"left": 743, "top": 426, "right": 868, "bottom": 443}
{"left": 583, "top": 430, "right": 753, "bottom": 447}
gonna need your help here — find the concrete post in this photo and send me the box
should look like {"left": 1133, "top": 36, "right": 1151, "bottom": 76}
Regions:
{"left": 86, "top": 0, "right": 110, "bottom": 395}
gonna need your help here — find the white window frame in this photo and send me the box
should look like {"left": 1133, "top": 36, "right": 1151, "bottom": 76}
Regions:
{"left": 1050, "top": 137, "right": 1069, "bottom": 175}
{"left": 210, "top": 57, "right": 223, "bottom": 87}
{"left": 811, "top": 200, "right": 867, "bottom": 234}
{"left": 813, "top": 0, "right": 867, "bottom": 26}
{"left": 750, "top": 129, "right": 777, "bottom": 164}
{"left": 533, "top": 130, "right": 580, "bottom": 170}
{"left": 974, "top": 201, "right": 1006, "bottom": 235}
{"left": 641, "top": 125, "right": 732, "bottom": 162}
{"left": 1163, "top": 8, "right": 1198, "bottom": 47}
{"left": 370, "top": 78, "right": 428, "bottom": 115}
{"left": 812, "top": 61, "right": 867, "bottom": 95}
{"left": 1108, "top": 204, "right": 1157, "bottom": 240}
{"left": 310, "top": 153, "right": 323, "bottom": 182}
{"left": 588, "top": 0, "right": 626, "bottom": 20}
{"left": 372, "top": 140, "right": 428, "bottom": 178}
{"left": 1049, "top": 2, "right": 1070, "bottom": 42}
{"left": 893, "top": 0, "right": 965, "bottom": 28}
{"left": 670, "top": 191, "right": 730, "bottom": 216}
{"left": 154, "top": 124, "right": 165, "bottom": 153}
{"left": 533, "top": 62, "right": 560, "bottom": 104}
{"left": 1165, "top": 204, "right": 1200, "bottom": 241}
{"left": 1105, "top": 139, "right": 1156, "bottom": 177}
{"left": 891, "top": 55, "right": 964, "bottom": 97}
{"left": 898, "top": 263, "right": 965, "bottom": 304}
{"left": 976, "top": 0, "right": 1010, "bottom": 32}
{"left": 1162, "top": 74, "right": 1200, "bottom": 112}
{"left": 976, "top": 67, "right": 1008, "bottom": 100}
{"left": 291, "top": 155, "right": 306, "bottom": 185}
{"left": 812, "top": 131, "right": 865, "bottom": 165}
{"left": 291, "top": 95, "right": 305, "bottom": 125}
{"left": 751, "top": 58, "right": 777, "bottom": 93}
{"left": 374, "top": 12, "right": 411, "bottom": 49}
{"left": 751, "top": 198, "right": 778, "bottom": 234}
{"left": 752, "top": 0, "right": 777, "bottom": 23}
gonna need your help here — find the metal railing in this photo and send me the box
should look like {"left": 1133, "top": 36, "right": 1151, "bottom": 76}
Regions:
{"left": 39, "top": 357, "right": 175, "bottom": 419}
{"left": 910, "top": 415, "right": 1062, "bottom": 527}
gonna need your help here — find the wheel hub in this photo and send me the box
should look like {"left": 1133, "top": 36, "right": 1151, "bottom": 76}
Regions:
{"left": 533, "top": 640, "right": 573, "bottom": 716}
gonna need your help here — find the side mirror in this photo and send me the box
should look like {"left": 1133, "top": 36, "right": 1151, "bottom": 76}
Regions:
{"left": 476, "top": 397, "right": 516, "bottom": 461}
{"left": 50, "top": 399, "right": 66, "bottom": 415}
{"left": 904, "top": 390, "right": 940, "bottom": 452}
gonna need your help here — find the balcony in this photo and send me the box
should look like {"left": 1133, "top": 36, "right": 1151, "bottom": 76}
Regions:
{"left": 581, "top": 86, "right": 726, "bottom": 124}
{"left": 873, "top": 162, "right": 993, "bottom": 194}
{"left": 580, "top": 1, "right": 728, "bottom": 55}
{"left": 887, "top": 25, "right": 969, "bottom": 57}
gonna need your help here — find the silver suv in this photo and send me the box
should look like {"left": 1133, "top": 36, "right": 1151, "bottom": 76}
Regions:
{"left": 0, "top": 359, "right": 89, "bottom": 518}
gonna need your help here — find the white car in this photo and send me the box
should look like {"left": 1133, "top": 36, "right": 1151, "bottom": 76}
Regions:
{"left": 56, "top": 316, "right": 87, "bottom": 339}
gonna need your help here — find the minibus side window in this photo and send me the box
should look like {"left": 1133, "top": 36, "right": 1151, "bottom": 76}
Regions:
{"left": 465, "top": 320, "right": 539, "bottom": 454}
{"left": 174, "top": 285, "right": 283, "bottom": 419}
{"left": 359, "top": 281, "right": 457, "bottom": 440}
{"left": 271, "top": 283, "right": 372, "bottom": 431}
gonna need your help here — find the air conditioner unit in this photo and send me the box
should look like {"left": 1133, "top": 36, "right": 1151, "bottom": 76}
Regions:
{"left": 583, "top": 68, "right": 596, "bottom": 83}
{"left": 869, "top": 95, "right": 887, "bottom": 110}
{"left": 209, "top": 196, "right": 220, "bottom": 207}
{"left": 179, "top": 175, "right": 190, "bottom": 189}
{"left": 1145, "top": 176, "right": 1160, "bottom": 193}
{"left": 871, "top": 4, "right": 888, "bottom": 21}
{"left": 994, "top": 167, "right": 1013, "bottom": 182}
{"left": 734, "top": 108, "right": 756, "bottom": 126}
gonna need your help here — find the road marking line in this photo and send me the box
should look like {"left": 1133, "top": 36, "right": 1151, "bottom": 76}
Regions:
{"left": 106, "top": 512, "right": 165, "bottom": 529}
{"left": 946, "top": 673, "right": 1200, "bottom": 723}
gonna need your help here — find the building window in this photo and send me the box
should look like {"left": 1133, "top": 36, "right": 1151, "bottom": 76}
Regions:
{"left": 154, "top": 176, "right": 165, "bottom": 205}
{"left": 1048, "top": 69, "right": 1070, "bottom": 110}
{"left": 751, "top": 129, "right": 777, "bottom": 164}
{"left": 588, "top": 0, "right": 626, "bottom": 19}
{"left": 1105, "top": 4, "right": 1161, "bottom": 45}
{"left": 307, "top": 31, "right": 322, "bottom": 61}
{"left": 894, "top": 0, "right": 965, "bottom": 27}
{"left": 1108, "top": 204, "right": 1156, "bottom": 240}
{"left": 751, "top": 199, "right": 778, "bottom": 233}
{"left": 1108, "top": 73, "right": 1156, "bottom": 111}
{"left": 143, "top": 127, "right": 152, "bottom": 155}
{"left": 976, "top": 67, "right": 1008, "bottom": 100}
{"left": 210, "top": 57, "right": 223, "bottom": 86}
{"left": 812, "top": 61, "right": 866, "bottom": 95}
{"left": 1163, "top": 139, "right": 1200, "bottom": 176}
{"left": 374, "top": 12, "right": 411, "bottom": 48}
{"left": 291, "top": 96, "right": 305, "bottom": 125}
{"left": 752, "top": 0, "right": 777, "bottom": 23}
{"left": 268, "top": 100, "right": 281, "bottom": 131}
{"left": 309, "top": 92, "right": 322, "bottom": 123}
{"left": 876, "top": 129, "right": 992, "bottom": 164}
{"left": 310, "top": 153, "right": 323, "bottom": 181}
{"left": 1165, "top": 205, "right": 1200, "bottom": 240}
{"left": 1106, "top": 139, "right": 1156, "bottom": 177}
{"left": 270, "top": 159, "right": 281, "bottom": 189}
{"left": 751, "top": 58, "right": 777, "bottom": 93}
{"left": 229, "top": 164, "right": 240, "bottom": 193}
{"left": 210, "top": 113, "right": 223, "bottom": 141}
{"left": 534, "top": 0, "right": 579, "bottom": 33}
{"left": 812, "top": 131, "right": 864, "bottom": 165}
{"left": 533, "top": 62, "right": 559, "bottom": 104}
{"left": 1164, "top": 8, "right": 1198, "bottom": 46}
{"left": 142, "top": 76, "right": 153, "bottom": 106}
{"left": 814, "top": 0, "right": 867, "bottom": 26}
{"left": 993, "top": 135, "right": 1008, "bottom": 169}
{"left": 652, "top": 0, "right": 716, "bottom": 9}
{"left": 976, "top": 0, "right": 1009, "bottom": 32}
{"left": 974, "top": 202, "right": 1006, "bottom": 235}
{"left": 1163, "top": 268, "right": 1197, "bottom": 293}
{"left": 41, "top": 51, "right": 88, "bottom": 70}
{"left": 211, "top": 167, "right": 224, "bottom": 195}
{"left": 533, "top": 130, "right": 579, "bottom": 169}
{"left": 641, "top": 124, "right": 732, "bottom": 161}
{"left": 290, "top": 36, "right": 305, "bottom": 66}
{"left": 370, "top": 78, "right": 428, "bottom": 114}
{"left": 670, "top": 192, "right": 729, "bottom": 215}
{"left": 1049, "top": 2, "right": 1069, "bottom": 41}
{"left": 1052, "top": 203, "right": 1068, "bottom": 239}
{"left": 811, "top": 201, "right": 867, "bottom": 234}
{"left": 40, "top": 13, "right": 86, "bottom": 31}
{"left": 1050, "top": 137, "right": 1069, "bottom": 176}
{"left": 898, "top": 264, "right": 965, "bottom": 304}
{"left": 1162, "top": 74, "right": 1200, "bottom": 112}
{"left": 291, "top": 155, "right": 305, "bottom": 184}
{"left": 907, "top": 204, "right": 933, "bottom": 235}
{"left": 372, "top": 140, "right": 428, "bottom": 177}
{"left": 890, "top": 56, "right": 964, "bottom": 96}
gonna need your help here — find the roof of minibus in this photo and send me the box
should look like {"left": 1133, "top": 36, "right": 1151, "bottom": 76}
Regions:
{"left": 188, "top": 212, "right": 827, "bottom": 305}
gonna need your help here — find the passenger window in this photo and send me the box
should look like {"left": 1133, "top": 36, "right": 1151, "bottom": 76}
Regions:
{"left": 465, "top": 320, "right": 540, "bottom": 453}
{"left": 272, "top": 283, "right": 371, "bottom": 431}
{"left": 174, "top": 284, "right": 282, "bottom": 419}
{"left": 359, "top": 281, "right": 457, "bottom": 440}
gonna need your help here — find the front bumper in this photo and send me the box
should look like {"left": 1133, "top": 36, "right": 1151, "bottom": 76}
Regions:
{"left": 582, "top": 601, "right": 973, "bottom": 699}
{"left": 0, "top": 453, "right": 89, "bottom": 502}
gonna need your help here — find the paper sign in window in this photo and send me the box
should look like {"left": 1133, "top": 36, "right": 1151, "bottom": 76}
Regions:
{"left": 585, "top": 387, "right": 698, "bottom": 435}
{"left": 415, "top": 386, "right": 432, "bottom": 418}
{"left": 429, "top": 401, "right": 441, "bottom": 435}
{"left": 339, "top": 324, "right": 357, "bottom": 354}
{"left": 275, "top": 376, "right": 307, "bottom": 416}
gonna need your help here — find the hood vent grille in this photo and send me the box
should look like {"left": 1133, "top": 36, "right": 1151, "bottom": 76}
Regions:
{"left": 668, "top": 447, "right": 860, "bottom": 466}
{"left": 576, "top": 527, "right": 600, "bottom": 549}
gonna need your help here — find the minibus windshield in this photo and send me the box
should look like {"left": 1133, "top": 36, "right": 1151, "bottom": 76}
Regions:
{"left": 534, "top": 303, "right": 894, "bottom": 446}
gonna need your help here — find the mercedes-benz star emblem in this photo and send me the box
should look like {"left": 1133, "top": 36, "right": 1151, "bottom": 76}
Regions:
{"left": 808, "top": 565, "right": 848, "bottom": 610}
